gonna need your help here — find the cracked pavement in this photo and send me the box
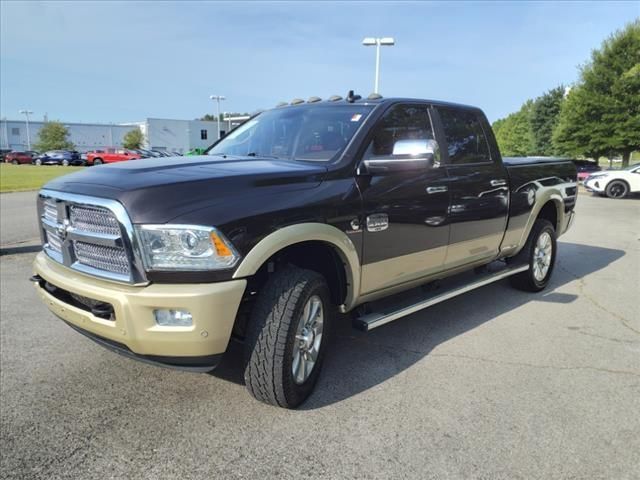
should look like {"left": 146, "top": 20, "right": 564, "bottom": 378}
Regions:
{"left": 1, "top": 193, "right": 639, "bottom": 479}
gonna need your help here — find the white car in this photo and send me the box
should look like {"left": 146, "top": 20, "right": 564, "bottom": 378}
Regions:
{"left": 584, "top": 164, "right": 640, "bottom": 198}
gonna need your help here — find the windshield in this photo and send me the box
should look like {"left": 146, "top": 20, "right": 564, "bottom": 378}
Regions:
{"left": 208, "top": 104, "right": 373, "bottom": 162}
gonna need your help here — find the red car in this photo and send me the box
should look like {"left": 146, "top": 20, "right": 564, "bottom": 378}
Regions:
{"left": 86, "top": 148, "right": 141, "bottom": 166}
{"left": 5, "top": 151, "right": 37, "bottom": 164}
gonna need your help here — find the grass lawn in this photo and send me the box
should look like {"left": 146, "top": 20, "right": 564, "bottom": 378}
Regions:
{"left": 0, "top": 163, "right": 84, "bottom": 193}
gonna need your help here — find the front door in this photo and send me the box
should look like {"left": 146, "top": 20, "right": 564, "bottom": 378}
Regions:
{"left": 358, "top": 103, "right": 450, "bottom": 295}
{"left": 435, "top": 107, "right": 509, "bottom": 269}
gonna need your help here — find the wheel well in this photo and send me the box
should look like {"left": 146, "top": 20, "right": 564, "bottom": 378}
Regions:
{"left": 260, "top": 241, "right": 348, "bottom": 305}
{"left": 606, "top": 178, "right": 629, "bottom": 189}
{"left": 233, "top": 241, "right": 349, "bottom": 338}
{"left": 537, "top": 201, "right": 558, "bottom": 231}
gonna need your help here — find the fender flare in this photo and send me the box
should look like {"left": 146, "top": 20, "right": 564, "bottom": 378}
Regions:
{"left": 232, "top": 223, "right": 361, "bottom": 310}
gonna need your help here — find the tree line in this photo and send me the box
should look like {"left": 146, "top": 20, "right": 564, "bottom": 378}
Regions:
{"left": 492, "top": 20, "right": 639, "bottom": 167}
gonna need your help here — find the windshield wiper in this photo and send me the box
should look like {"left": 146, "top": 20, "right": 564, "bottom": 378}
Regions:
{"left": 246, "top": 152, "right": 280, "bottom": 159}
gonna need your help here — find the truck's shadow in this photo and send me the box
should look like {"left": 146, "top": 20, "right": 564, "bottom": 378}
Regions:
{"left": 210, "top": 242, "right": 624, "bottom": 409}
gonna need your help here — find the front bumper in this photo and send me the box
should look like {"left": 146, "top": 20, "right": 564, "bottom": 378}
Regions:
{"left": 584, "top": 178, "right": 605, "bottom": 193}
{"left": 33, "top": 252, "right": 246, "bottom": 371}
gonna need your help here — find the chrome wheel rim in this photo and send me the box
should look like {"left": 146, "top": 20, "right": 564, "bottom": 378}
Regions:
{"left": 533, "top": 231, "right": 552, "bottom": 281}
{"left": 292, "top": 295, "right": 324, "bottom": 385}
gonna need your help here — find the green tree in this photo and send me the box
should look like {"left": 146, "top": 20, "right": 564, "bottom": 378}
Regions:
{"left": 492, "top": 100, "right": 535, "bottom": 156}
{"left": 122, "top": 128, "right": 144, "bottom": 149}
{"left": 553, "top": 20, "right": 640, "bottom": 166}
{"left": 34, "top": 121, "right": 74, "bottom": 151}
{"left": 530, "top": 86, "right": 565, "bottom": 156}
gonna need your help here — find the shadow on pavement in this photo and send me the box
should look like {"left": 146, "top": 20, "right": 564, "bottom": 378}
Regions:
{"left": 0, "top": 244, "right": 42, "bottom": 256}
{"left": 210, "top": 242, "right": 624, "bottom": 409}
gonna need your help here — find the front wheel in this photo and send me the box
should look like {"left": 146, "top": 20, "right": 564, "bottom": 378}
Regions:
{"left": 605, "top": 180, "right": 628, "bottom": 199}
{"left": 93, "top": 158, "right": 103, "bottom": 166}
{"left": 508, "top": 219, "right": 557, "bottom": 292}
{"left": 11, "top": 159, "right": 18, "bottom": 165}
{"left": 244, "top": 265, "right": 333, "bottom": 408}
{"left": 34, "top": 159, "right": 42, "bottom": 166}
{"left": 62, "top": 159, "right": 70, "bottom": 166}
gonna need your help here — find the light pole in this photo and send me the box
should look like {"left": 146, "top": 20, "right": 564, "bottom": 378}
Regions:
{"left": 19, "top": 109, "right": 34, "bottom": 150}
{"left": 362, "top": 37, "right": 395, "bottom": 94}
{"left": 209, "top": 95, "right": 226, "bottom": 140}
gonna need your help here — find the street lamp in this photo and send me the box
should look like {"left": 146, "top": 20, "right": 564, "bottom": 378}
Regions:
{"left": 362, "top": 37, "right": 395, "bottom": 94}
{"left": 209, "top": 95, "right": 226, "bottom": 140}
{"left": 19, "top": 109, "right": 34, "bottom": 150}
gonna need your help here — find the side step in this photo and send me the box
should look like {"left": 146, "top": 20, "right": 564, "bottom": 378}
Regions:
{"left": 353, "top": 263, "right": 529, "bottom": 332}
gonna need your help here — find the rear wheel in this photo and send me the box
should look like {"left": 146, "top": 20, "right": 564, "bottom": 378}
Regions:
{"left": 244, "top": 265, "right": 332, "bottom": 408}
{"left": 34, "top": 158, "right": 42, "bottom": 166}
{"left": 508, "top": 219, "right": 557, "bottom": 292}
{"left": 605, "top": 180, "right": 628, "bottom": 199}
{"left": 93, "top": 158, "right": 103, "bottom": 166}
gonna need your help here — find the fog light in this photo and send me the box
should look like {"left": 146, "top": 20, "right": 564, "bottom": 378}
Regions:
{"left": 154, "top": 309, "right": 193, "bottom": 327}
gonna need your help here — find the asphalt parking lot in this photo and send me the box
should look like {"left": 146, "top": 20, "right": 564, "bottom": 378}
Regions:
{"left": 1, "top": 193, "right": 639, "bottom": 479}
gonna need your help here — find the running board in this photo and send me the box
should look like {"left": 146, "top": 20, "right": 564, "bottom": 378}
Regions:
{"left": 353, "top": 264, "right": 529, "bottom": 332}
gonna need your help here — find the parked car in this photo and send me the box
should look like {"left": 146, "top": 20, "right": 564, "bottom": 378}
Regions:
{"left": 32, "top": 94, "right": 577, "bottom": 408}
{"left": 86, "top": 148, "right": 141, "bottom": 165}
{"left": 185, "top": 148, "right": 207, "bottom": 156}
{"left": 0, "top": 149, "right": 12, "bottom": 162}
{"left": 5, "top": 151, "right": 38, "bottom": 164}
{"left": 572, "top": 159, "right": 601, "bottom": 182}
{"left": 584, "top": 163, "right": 640, "bottom": 198}
{"left": 34, "top": 150, "right": 83, "bottom": 166}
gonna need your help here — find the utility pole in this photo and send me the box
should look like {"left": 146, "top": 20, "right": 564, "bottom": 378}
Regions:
{"left": 362, "top": 37, "right": 395, "bottom": 94}
{"left": 209, "top": 95, "right": 226, "bottom": 140}
{"left": 19, "top": 109, "right": 34, "bottom": 150}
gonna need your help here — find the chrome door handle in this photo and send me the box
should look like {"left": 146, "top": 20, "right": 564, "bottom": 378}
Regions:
{"left": 490, "top": 179, "right": 507, "bottom": 187}
{"left": 426, "top": 186, "right": 448, "bottom": 194}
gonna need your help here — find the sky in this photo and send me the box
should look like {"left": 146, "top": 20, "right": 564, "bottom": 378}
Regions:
{"left": 1, "top": 1, "right": 638, "bottom": 124}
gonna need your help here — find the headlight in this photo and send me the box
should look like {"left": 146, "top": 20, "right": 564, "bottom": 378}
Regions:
{"left": 135, "top": 224, "right": 239, "bottom": 271}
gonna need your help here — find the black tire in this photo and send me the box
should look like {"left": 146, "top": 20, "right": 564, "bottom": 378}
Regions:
{"left": 605, "top": 180, "right": 628, "bottom": 199}
{"left": 11, "top": 159, "right": 18, "bottom": 165}
{"left": 508, "top": 219, "right": 557, "bottom": 292}
{"left": 93, "top": 158, "right": 103, "bottom": 166}
{"left": 62, "top": 159, "right": 70, "bottom": 166}
{"left": 34, "top": 159, "right": 42, "bottom": 166}
{"left": 244, "top": 265, "right": 333, "bottom": 408}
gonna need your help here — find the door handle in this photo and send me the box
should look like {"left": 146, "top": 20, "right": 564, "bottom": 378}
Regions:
{"left": 490, "top": 179, "right": 507, "bottom": 187}
{"left": 426, "top": 186, "right": 448, "bottom": 194}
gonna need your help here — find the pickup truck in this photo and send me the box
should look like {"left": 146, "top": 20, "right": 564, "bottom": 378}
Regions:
{"left": 32, "top": 94, "right": 577, "bottom": 408}
{"left": 86, "top": 148, "right": 141, "bottom": 165}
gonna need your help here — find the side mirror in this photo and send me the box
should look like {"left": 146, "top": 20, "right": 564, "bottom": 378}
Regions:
{"left": 361, "top": 138, "right": 440, "bottom": 175}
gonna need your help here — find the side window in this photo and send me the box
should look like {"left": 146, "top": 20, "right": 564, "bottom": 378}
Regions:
{"left": 438, "top": 108, "right": 491, "bottom": 164}
{"left": 364, "top": 105, "right": 434, "bottom": 160}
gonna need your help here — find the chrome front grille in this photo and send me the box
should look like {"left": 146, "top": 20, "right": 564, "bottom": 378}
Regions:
{"left": 73, "top": 241, "right": 130, "bottom": 275}
{"left": 69, "top": 205, "right": 120, "bottom": 236}
{"left": 39, "top": 190, "right": 147, "bottom": 284}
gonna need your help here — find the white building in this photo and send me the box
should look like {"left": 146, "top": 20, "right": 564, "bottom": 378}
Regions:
{"left": 0, "top": 117, "right": 241, "bottom": 153}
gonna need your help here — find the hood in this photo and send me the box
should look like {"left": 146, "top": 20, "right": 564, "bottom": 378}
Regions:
{"left": 43, "top": 155, "right": 327, "bottom": 223}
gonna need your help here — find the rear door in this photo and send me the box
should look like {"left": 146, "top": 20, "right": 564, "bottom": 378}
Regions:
{"left": 358, "top": 103, "right": 450, "bottom": 294}
{"left": 103, "top": 148, "right": 117, "bottom": 163}
{"left": 435, "top": 107, "right": 509, "bottom": 269}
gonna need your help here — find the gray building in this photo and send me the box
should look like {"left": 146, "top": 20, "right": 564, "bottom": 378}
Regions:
{"left": 0, "top": 117, "right": 240, "bottom": 153}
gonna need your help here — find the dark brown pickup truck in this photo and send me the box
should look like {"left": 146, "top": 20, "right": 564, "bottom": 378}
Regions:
{"left": 32, "top": 93, "right": 577, "bottom": 408}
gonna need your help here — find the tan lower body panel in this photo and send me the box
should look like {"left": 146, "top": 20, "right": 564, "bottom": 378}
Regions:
{"left": 442, "top": 233, "right": 502, "bottom": 270}
{"left": 33, "top": 252, "right": 246, "bottom": 357}
{"left": 360, "top": 245, "right": 447, "bottom": 294}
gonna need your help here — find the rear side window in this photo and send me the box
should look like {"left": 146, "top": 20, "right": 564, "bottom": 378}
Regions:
{"left": 438, "top": 108, "right": 491, "bottom": 164}
{"left": 364, "top": 104, "right": 434, "bottom": 159}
